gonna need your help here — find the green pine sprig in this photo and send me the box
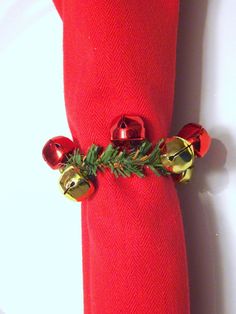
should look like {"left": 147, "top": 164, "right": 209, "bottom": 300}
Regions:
{"left": 61, "top": 139, "right": 172, "bottom": 179}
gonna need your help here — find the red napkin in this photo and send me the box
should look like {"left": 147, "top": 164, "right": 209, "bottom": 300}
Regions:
{"left": 52, "top": 1, "right": 190, "bottom": 313}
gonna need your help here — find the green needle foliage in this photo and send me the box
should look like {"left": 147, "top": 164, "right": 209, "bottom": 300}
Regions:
{"left": 61, "top": 139, "right": 172, "bottom": 178}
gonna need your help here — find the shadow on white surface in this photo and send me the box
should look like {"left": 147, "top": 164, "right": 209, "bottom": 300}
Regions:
{"left": 172, "top": 1, "right": 232, "bottom": 314}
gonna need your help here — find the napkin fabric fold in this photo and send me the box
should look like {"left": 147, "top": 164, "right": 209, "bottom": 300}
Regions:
{"left": 52, "top": 1, "right": 190, "bottom": 313}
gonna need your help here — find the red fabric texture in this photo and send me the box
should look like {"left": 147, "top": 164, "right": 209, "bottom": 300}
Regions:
{"left": 52, "top": 1, "right": 190, "bottom": 313}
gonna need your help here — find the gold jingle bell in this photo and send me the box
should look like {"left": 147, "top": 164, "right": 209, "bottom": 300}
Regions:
{"left": 59, "top": 165, "right": 95, "bottom": 201}
{"left": 172, "top": 166, "right": 194, "bottom": 183}
{"left": 160, "top": 136, "right": 195, "bottom": 174}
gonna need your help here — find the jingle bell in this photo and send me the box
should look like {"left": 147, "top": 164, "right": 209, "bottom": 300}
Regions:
{"left": 178, "top": 123, "right": 211, "bottom": 158}
{"left": 42, "top": 136, "right": 76, "bottom": 169}
{"left": 110, "top": 115, "right": 145, "bottom": 147}
{"left": 59, "top": 165, "right": 95, "bottom": 201}
{"left": 160, "top": 136, "right": 195, "bottom": 174}
{"left": 172, "top": 166, "right": 194, "bottom": 183}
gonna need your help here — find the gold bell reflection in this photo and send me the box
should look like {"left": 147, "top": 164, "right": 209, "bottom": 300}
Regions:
{"left": 160, "top": 136, "right": 195, "bottom": 174}
{"left": 59, "top": 165, "right": 95, "bottom": 201}
{"left": 172, "top": 166, "right": 194, "bottom": 183}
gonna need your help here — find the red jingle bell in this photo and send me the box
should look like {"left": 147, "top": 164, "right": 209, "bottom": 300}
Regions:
{"left": 178, "top": 123, "right": 211, "bottom": 158}
{"left": 110, "top": 115, "right": 145, "bottom": 148}
{"left": 42, "top": 136, "right": 76, "bottom": 169}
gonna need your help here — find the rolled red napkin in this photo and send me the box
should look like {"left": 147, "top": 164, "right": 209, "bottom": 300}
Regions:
{"left": 52, "top": 1, "right": 190, "bottom": 313}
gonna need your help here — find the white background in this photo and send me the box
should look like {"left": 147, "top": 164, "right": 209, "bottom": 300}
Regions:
{"left": 0, "top": 1, "right": 83, "bottom": 314}
{"left": 0, "top": 1, "right": 235, "bottom": 314}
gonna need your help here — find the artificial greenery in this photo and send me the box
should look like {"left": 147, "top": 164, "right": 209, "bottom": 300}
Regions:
{"left": 61, "top": 139, "right": 172, "bottom": 178}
